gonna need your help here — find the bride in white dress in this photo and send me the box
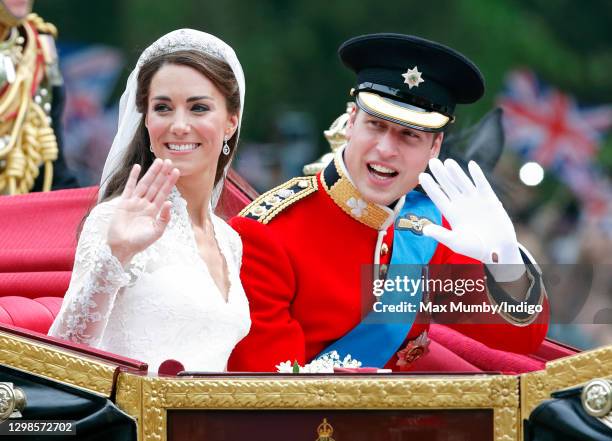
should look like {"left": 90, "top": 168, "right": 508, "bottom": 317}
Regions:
{"left": 48, "top": 29, "right": 250, "bottom": 372}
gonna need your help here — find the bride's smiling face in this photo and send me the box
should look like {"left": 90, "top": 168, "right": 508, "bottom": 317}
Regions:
{"left": 145, "top": 63, "right": 238, "bottom": 183}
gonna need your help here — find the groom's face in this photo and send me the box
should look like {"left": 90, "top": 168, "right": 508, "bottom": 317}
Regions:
{"left": 344, "top": 107, "right": 443, "bottom": 206}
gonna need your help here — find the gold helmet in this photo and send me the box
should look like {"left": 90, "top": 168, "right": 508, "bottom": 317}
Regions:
{"left": 0, "top": 0, "right": 33, "bottom": 27}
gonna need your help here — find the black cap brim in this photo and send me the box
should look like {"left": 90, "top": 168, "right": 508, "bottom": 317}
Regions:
{"left": 340, "top": 33, "right": 484, "bottom": 131}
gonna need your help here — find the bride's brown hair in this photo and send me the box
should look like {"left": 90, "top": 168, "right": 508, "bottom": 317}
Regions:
{"left": 100, "top": 50, "right": 241, "bottom": 202}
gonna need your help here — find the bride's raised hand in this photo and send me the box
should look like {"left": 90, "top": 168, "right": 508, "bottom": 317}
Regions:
{"left": 107, "top": 158, "right": 180, "bottom": 266}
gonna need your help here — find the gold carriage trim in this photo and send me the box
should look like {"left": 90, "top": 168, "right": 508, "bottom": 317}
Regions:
{"left": 239, "top": 175, "right": 318, "bottom": 224}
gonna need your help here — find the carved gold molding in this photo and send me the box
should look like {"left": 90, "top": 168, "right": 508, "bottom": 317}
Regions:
{"left": 131, "top": 374, "right": 519, "bottom": 441}
{"left": 0, "top": 331, "right": 116, "bottom": 396}
{"left": 116, "top": 372, "right": 144, "bottom": 441}
{"left": 521, "top": 345, "right": 612, "bottom": 417}
{"left": 520, "top": 369, "right": 548, "bottom": 422}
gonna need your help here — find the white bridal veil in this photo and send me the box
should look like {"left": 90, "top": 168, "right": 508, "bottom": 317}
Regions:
{"left": 98, "top": 28, "right": 246, "bottom": 206}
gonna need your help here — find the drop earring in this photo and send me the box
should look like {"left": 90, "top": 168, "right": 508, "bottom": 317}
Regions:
{"left": 149, "top": 145, "right": 154, "bottom": 153}
{"left": 222, "top": 137, "right": 230, "bottom": 156}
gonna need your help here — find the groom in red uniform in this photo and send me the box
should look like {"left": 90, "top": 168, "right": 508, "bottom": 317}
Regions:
{"left": 228, "top": 34, "right": 548, "bottom": 372}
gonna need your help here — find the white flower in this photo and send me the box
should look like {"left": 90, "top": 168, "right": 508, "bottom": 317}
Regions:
{"left": 276, "top": 351, "right": 362, "bottom": 373}
{"left": 303, "top": 359, "right": 335, "bottom": 373}
{"left": 275, "top": 360, "right": 295, "bottom": 373}
{"left": 347, "top": 197, "right": 367, "bottom": 218}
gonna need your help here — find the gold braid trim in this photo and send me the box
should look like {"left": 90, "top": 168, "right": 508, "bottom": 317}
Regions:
{"left": 27, "top": 13, "right": 57, "bottom": 38}
{"left": 0, "top": 21, "right": 57, "bottom": 194}
{"left": 0, "top": 98, "right": 57, "bottom": 194}
{"left": 320, "top": 155, "right": 393, "bottom": 230}
{"left": 239, "top": 176, "right": 318, "bottom": 224}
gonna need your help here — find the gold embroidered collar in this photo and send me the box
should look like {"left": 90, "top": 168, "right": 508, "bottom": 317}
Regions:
{"left": 320, "top": 149, "right": 405, "bottom": 231}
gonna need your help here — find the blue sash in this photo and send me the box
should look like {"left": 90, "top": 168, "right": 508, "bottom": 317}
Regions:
{"left": 316, "top": 191, "right": 441, "bottom": 367}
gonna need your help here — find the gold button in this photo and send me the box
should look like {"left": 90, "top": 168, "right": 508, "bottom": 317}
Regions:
{"left": 381, "top": 243, "right": 389, "bottom": 256}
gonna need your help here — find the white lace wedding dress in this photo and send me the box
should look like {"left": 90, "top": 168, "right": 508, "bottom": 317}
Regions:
{"left": 48, "top": 188, "right": 251, "bottom": 372}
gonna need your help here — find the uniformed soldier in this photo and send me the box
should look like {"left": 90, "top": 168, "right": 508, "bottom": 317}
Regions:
{"left": 0, "top": 0, "right": 77, "bottom": 194}
{"left": 228, "top": 34, "right": 548, "bottom": 372}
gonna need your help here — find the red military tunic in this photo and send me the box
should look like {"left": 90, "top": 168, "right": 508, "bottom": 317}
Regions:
{"left": 228, "top": 157, "right": 548, "bottom": 372}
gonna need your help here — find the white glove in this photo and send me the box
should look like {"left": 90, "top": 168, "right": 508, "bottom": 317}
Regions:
{"left": 418, "top": 158, "right": 525, "bottom": 282}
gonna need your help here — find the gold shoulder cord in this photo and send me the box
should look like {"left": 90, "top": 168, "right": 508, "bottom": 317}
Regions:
{"left": 27, "top": 13, "right": 57, "bottom": 38}
{"left": 0, "top": 15, "right": 58, "bottom": 194}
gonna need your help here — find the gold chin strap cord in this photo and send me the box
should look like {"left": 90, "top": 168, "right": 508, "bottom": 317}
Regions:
{"left": 0, "top": 15, "right": 58, "bottom": 194}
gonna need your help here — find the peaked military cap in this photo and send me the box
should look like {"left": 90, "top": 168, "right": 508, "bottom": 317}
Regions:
{"left": 339, "top": 33, "right": 485, "bottom": 132}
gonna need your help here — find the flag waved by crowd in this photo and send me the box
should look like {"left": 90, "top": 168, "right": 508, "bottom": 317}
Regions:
{"left": 498, "top": 69, "right": 612, "bottom": 234}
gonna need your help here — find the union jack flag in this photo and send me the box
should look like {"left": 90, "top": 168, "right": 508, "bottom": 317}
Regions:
{"left": 498, "top": 69, "right": 612, "bottom": 229}
{"left": 498, "top": 69, "right": 612, "bottom": 167}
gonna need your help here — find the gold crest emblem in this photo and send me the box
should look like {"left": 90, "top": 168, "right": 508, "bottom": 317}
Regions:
{"left": 315, "top": 418, "right": 335, "bottom": 441}
{"left": 397, "top": 214, "right": 432, "bottom": 235}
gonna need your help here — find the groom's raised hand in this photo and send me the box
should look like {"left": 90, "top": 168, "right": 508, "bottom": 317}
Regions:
{"left": 418, "top": 158, "right": 526, "bottom": 284}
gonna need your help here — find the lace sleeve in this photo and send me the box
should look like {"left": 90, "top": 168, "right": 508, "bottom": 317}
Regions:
{"left": 48, "top": 202, "right": 131, "bottom": 346}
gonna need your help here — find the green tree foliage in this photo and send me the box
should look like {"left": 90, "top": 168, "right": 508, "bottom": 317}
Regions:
{"left": 35, "top": 0, "right": 611, "bottom": 158}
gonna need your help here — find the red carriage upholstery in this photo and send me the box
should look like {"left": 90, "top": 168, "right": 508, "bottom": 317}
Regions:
{"left": 0, "top": 186, "right": 97, "bottom": 333}
{"left": 0, "top": 170, "right": 576, "bottom": 372}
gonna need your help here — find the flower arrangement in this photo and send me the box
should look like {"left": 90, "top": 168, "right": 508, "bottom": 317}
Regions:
{"left": 276, "top": 351, "right": 362, "bottom": 373}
